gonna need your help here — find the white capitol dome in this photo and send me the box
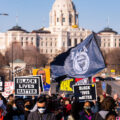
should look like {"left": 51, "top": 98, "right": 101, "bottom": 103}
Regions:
{"left": 49, "top": 0, "right": 78, "bottom": 31}
{"left": 52, "top": 0, "right": 76, "bottom": 11}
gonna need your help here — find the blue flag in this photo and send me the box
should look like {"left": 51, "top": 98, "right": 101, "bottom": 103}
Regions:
{"left": 51, "top": 33, "right": 106, "bottom": 78}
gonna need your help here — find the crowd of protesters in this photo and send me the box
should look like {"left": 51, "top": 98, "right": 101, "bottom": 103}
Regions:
{"left": 0, "top": 92, "right": 119, "bottom": 120}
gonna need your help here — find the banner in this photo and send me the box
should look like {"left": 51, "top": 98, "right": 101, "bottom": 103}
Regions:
{"left": 75, "top": 78, "right": 90, "bottom": 85}
{"left": 51, "top": 33, "right": 105, "bottom": 78}
{"left": 0, "top": 76, "right": 4, "bottom": 92}
{"left": 33, "top": 68, "right": 51, "bottom": 91}
{"left": 73, "top": 84, "right": 97, "bottom": 101}
{"left": 60, "top": 78, "right": 75, "bottom": 92}
{"left": 2, "top": 82, "right": 14, "bottom": 98}
{"left": 14, "top": 77, "right": 39, "bottom": 96}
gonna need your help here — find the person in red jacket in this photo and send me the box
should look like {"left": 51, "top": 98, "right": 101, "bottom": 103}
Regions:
{"left": 0, "top": 108, "right": 4, "bottom": 120}
{"left": 63, "top": 98, "right": 72, "bottom": 120}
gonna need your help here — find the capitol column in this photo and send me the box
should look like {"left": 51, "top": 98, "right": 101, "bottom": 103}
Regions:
{"left": 54, "top": 11, "right": 56, "bottom": 26}
{"left": 60, "top": 10, "right": 63, "bottom": 26}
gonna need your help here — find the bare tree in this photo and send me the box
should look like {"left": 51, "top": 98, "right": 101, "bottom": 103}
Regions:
{"left": 5, "top": 42, "right": 24, "bottom": 62}
{"left": 24, "top": 45, "right": 48, "bottom": 67}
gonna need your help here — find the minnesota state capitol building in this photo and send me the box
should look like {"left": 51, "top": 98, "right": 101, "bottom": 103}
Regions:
{"left": 0, "top": 0, "right": 119, "bottom": 61}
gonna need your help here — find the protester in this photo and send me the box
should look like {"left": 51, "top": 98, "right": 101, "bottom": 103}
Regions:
{"left": 63, "top": 98, "right": 72, "bottom": 120}
{"left": 27, "top": 95, "right": 56, "bottom": 120}
{"left": 24, "top": 99, "right": 33, "bottom": 120}
{"left": 68, "top": 100, "right": 81, "bottom": 120}
{"left": 0, "top": 87, "right": 119, "bottom": 120}
{"left": 80, "top": 101, "right": 93, "bottom": 120}
{"left": 94, "top": 96, "right": 117, "bottom": 120}
{"left": 105, "top": 111, "right": 117, "bottom": 120}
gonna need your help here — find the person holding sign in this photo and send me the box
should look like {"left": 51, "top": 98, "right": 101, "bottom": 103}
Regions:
{"left": 28, "top": 96, "right": 56, "bottom": 120}
{"left": 37, "top": 70, "right": 50, "bottom": 91}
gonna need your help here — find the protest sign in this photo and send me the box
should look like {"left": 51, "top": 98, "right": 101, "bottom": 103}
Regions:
{"left": 32, "top": 68, "right": 51, "bottom": 91}
{"left": 73, "top": 84, "right": 97, "bottom": 101}
{"left": 32, "top": 75, "right": 44, "bottom": 92}
{"left": 0, "top": 76, "right": 4, "bottom": 92}
{"left": 60, "top": 78, "right": 75, "bottom": 92}
{"left": 2, "top": 82, "right": 14, "bottom": 98}
{"left": 14, "top": 77, "right": 39, "bottom": 96}
{"left": 75, "top": 78, "right": 90, "bottom": 85}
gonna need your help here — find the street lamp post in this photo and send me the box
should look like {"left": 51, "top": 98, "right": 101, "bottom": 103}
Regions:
{"left": 11, "top": 41, "right": 27, "bottom": 81}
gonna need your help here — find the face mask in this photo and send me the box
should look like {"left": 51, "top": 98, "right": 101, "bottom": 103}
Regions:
{"left": 38, "top": 107, "right": 46, "bottom": 114}
{"left": 0, "top": 100, "right": 3, "bottom": 106}
{"left": 13, "top": 106, "right": 17, "bottom": 110}
{"left": 84, "top": 106, "right": 91, "bottom": 112}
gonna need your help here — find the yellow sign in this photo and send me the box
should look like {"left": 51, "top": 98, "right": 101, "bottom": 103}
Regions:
{"left": 111, "top": 69, "right": 115, "bottom": 73}
{"left": 32, "top": 69, "right": 39, "bottom": 75}
{"left": 43, "top": 68, "right": 50, "bottom": 84}
{"left": 60, "top": 79, "right": 74, "bottom": 91}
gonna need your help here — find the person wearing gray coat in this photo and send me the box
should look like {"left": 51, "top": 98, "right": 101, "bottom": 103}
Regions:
{"left": 28, "top": 96, "right": 56, "bottom": 120}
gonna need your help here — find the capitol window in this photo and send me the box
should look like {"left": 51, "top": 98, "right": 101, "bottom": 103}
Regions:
{"left": 62, "top": 18, "right": 65, "bottom": 22}
{"left": 26, "top": 37, "right": 28, "bottom": 40}
{"left": 104, "top": 43, "right": 106, "bottom": 47}
{"left": 31, "top": 37, "right": 33, "bottom": 40}
{"left": 68, "top": 39, "right": 71, "bottom": 46}
{"left": 75, "top": 39, "right": 77, "bottom": 46}
{"left": 50, "top": 42, "right": 52, "bottom": 46}
{"left": 41, "top": 41, "right": 43, "bottom": 46}
{"left": 57, "top": 18, "right": 59, "bottom": 22}
{"left": 63, "top": 42, "right": 65, "bottom": 46}
{"left": 21, "top": 40, "right": 23, "bottom": 46}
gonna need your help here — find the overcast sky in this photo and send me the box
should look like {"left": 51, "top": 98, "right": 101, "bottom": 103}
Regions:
{"left": 0, "top": 0, "right": 120, "bottom": 33}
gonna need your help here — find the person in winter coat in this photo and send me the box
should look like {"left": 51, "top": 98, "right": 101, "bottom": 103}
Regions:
{"left": 80, "top": 101, "right": 93, "bottom": 120}
{"left": 63, "top": 98, "right": 72, "bottom": 120}
{"left": 27, "top": 95, "right": 56, "bottom": 120}
{"left": 67, "top": 100, "right": 81, "bottom": 120}
{"left": 105, "top": 111, "right": 117, "bottom": 120}
{"left": 94, "top": 96, "right": 117, "bottom": 120}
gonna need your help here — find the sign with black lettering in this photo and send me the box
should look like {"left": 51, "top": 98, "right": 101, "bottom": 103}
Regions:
{"left": 32, "top": 75, "right": 44, "bottom": 92}
{"left": 14, "top": 77, "right": 39, "bottom": 96}
{"left": 0, "top": 76, "right": 4, "bottom": 92}
{"left": 73, "top": 84, "right": 97, "bottom": 101}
